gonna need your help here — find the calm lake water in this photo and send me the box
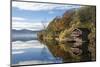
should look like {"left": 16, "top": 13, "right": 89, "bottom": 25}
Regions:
{"left": 12, "top": 32, "right": 62, "bottom": 65}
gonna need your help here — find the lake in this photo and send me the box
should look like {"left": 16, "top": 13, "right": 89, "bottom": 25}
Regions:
{"left": 12, "top": 31, "right": 62, "bottom": 65}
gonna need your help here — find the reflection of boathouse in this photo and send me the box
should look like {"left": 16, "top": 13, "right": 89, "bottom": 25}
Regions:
{"left": 71, "top": 28, "right": 91, "bottom": 61}
{"left": 71, "top": 28, "right": 90, "bottom": 42}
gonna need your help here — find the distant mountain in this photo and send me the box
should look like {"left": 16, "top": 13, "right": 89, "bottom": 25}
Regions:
{"left": 12, "top": 29, "right": 41, "bottom": 41}
{"left": 12, "top": 29, "right": 40, "bottom": 34}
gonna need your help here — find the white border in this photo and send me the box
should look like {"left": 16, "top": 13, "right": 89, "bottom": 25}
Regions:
{"left": 0, "top": 0, "right": 99, "bottom": 67}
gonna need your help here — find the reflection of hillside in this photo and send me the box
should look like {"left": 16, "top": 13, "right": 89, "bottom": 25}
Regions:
{"left": 43, "top": 40, "right": 74, "bottom": 62}
{"left": 38, "top": 6, "right": 96, "bottom": 62}
{"left": 42, "top": 39, "right": 91, "bottom": 62}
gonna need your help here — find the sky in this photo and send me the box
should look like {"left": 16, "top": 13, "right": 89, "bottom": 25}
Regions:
{"left": 12, "top": 1, "right": 82, "bottom": 31}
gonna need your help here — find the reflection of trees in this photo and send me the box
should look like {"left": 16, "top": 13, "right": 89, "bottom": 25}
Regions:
{"left": 80, "top": 42, "right": 91, "bottom": 61}
{"left": 44, "top": 41, "right": 74, "bottom": 62}
{"left": 41, "top": 33, "right": 92, "bottom": 62}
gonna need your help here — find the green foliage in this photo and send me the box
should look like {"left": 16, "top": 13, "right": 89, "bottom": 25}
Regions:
{"left": 78, "top": 6, "right": 96, "bottom": 24}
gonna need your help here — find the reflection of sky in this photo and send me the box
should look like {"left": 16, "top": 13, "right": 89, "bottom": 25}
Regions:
{"left": 12, "top": 1, "right": 82, "bottom": 31}
{"left": 12, "top": 40, "right": 62, "bottom": 65}
{"left": 12, "top": 40, "right": 46, "bottom": 50}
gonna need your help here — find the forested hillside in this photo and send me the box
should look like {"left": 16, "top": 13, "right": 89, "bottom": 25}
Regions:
{"left": 37, "top": 6, "right": 96, "bottom": 61}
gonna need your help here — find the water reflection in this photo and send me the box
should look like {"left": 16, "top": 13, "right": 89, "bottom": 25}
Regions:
{"left": 12, "top": 40, "right": 62, "bottom": 65}
{"left": 41, "top": 39, "right": 91, "bottom": 62}
{"left": 12, "top": 30, "right": 91, "bottom": 65}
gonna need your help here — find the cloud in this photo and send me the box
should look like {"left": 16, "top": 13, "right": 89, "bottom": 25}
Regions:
{"left": 12, "top": 16, "right": 49, "bottom": 31}
{"left": 12, "top": 1, "right": 81, "bottom": 11}
{"left": 12, "top": 17, "right": 26, "bottom": 21}
{"left": 12, "top": 40, "right": 46, "bottom": 50}
{"left": 12, "top": 51, "right": 25, "bottom": 54}
{"left": 12, "top": 20, "right": 49, "bottom": 31}
{"left": 12, "top": 17, "right": 48, "bottom": 31}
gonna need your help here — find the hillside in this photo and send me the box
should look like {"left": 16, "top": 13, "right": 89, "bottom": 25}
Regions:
{"left": 37, "top": 6, "right": 96, "bottom": 62}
